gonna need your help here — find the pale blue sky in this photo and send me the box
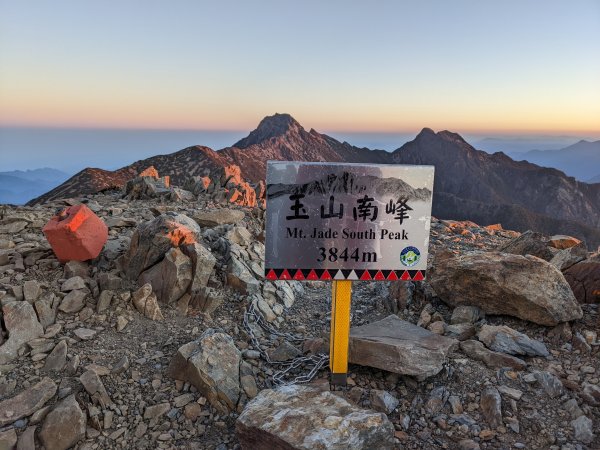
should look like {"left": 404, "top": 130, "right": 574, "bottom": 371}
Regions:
{"left": 1, "top": 0, "right": 599, "bottom": 133}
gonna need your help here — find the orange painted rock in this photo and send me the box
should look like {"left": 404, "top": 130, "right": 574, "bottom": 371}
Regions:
{"left": 43, "top": 205, "right": 108, "bottom": 263}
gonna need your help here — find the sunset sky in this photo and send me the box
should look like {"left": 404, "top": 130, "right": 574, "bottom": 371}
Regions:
{"left": 1, "top": 0, "right": 599, "bottom": 134}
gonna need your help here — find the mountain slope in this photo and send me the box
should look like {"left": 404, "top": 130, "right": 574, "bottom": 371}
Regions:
{"left": 27, "top": 114, "right": 600, "bottom": 248}
{"left": 508, "top": 139, "right": 600, "bottom": 181}
{"left": 392, "top": 128, "right": 600, "bottom": 246}
{"left": 28, "top": 146, "right": 228, "bottom": 204}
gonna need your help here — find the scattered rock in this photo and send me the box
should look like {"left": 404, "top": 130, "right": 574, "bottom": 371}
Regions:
{"left": 548, "top": 235, "right": 582, "bottom": 249}
{"left": 430, "top": 252, "right": 582, "bottom": 326}
{"left": 63, "top": 260, "right": 89, "bottom": 278}
{"left": 227, "top": 253, "right": 260, "bottom": 294}
{"left": 370, "top": 389, "right": 399, "bottom": 414}
{"left": 425, "top": 386, "right": 449, "bottom": 414}
{"left": 497, "top": 230, "right": 554, "bottom": 261}
{"left": 122, "top": 213, "right": 201, "bottom": 280}
{"left": 193, "top": 287, "right": 223, "bottom": 314}
{"left": 39, "top": 394, "right": 86, "bottom": 450}
{"left": 0, "top": 429, "right": 17, "bottom": 449}
{"left": 58, "top": 289, "right": 87, "bottom": 313}
{"left": 169, "top": 329, "right": 241, "bottom": 412}
{"left": 144, "top": 402, "right": 170, "bottom": 420}
{"left": 480, "top": 386, "right": 502, "bottom": 429}
{"left": 97, "top": 272, "right": 123, "bottom": 291}
{"left": 563, "top": 254, "right": 600, "bottom": 304}
{"left": 132, "top": 283, "right": 164, "bottom": 320}
{"left": 61, "top": 276, "right": 86, "bottom": 291}
{"left": 16, "top": 426, "right": 35, "bottom": 450}
{"left": 193, "top": 209, "right": 245, "bottom": 227}
{"left": 563, "top": 398, "right": 583, "bottom": 419}
{"left": 531, "top": 370, "right": 564, "bottom": 398}
{"left": 96, "top": 290, "right": 113, "bottom": 312}
{"left": 571, "top": 415, "right": 594, "bottom": 444}
{"left": 43, "top": 339, "right": 67, "bottom": 372}
{"left": 460, "top": 340, "right": 527, "bottom": 370}
{"left": 183, "top": 243, "right": 217, "bottom": 299}
{"left": 268, "top": 341, "right": 302, "bottom": 362}
{"left": 80, "top": 369, "right": 112, "bottom": 406}
{"left": 0, "top": 301, "right": 44, "bottom": 364}
{"left": 549, "top": 242, "right": 587, "bottom": 271}
{"left": 0, "top": 377, "right": 57, "bottom": 426}
{"left": 349, "top": 315, "right": 458, "bottom": 381}
{"left": 477, "top": 324, "right": 549, "bottom": 357}
{"left": 139, "top": 247, "right": 192, "bottom": 304}
{"left": 236, "top": 384, "right": 395, "bottom": 450}
{"left": 73, "top": 328, "right": 96, "bottom": 340}
{"left": 23, "top": 280, "right": 42, "bottom": 302}
{"left": 450, "top": 305, "right": 484, "bottom": 325}
{"left": 581, "top": 382, "right": 600, "bottom": 406}
{"left": 385, "top": 281, "right": 414, "bottom": 313}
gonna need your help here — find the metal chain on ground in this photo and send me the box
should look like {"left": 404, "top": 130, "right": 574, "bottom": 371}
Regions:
{"left": 243, "top": 301, "right": 329, "bottom": 386}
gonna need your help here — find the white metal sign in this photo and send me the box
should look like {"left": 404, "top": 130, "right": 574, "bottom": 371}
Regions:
{"left": 264, "top": 161, "right": 434, "bottom": 281}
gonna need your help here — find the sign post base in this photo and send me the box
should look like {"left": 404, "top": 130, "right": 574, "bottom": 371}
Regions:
{"left": 329, "top": 280, "right": 352, "bottom": 386}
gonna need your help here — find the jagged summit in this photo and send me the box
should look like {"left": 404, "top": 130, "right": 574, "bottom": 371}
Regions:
{"left": 233, "top": 113, "right": 303, "bottom": 149}
{"left": 416, "top": 127, "right": 436, "bottom": 137}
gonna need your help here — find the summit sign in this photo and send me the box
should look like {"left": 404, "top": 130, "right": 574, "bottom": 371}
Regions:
{"left": 264, "top": 161, "right": 435, "bottom": 281}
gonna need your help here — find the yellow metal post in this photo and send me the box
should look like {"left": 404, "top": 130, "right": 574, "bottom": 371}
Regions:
{"left": 330, "top": 280, "right": 352, "bottom": 385}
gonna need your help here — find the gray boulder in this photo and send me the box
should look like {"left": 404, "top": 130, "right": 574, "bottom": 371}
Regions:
{"left": 39, "top": 394, "right": 86, "bottom": 450}
{"left": 236, "top": 384, "right": 394, "bottom": 450}
{"left": 430, "top": 251, "right": 582, "bottom": 326}
{"left": 169, "top": 329, "right": 241, "bottom": 413}
{"left": 349, "top": 315, "right": 458, "bottom": 381}
{"left": 139, "top": 247, "right": 192, "bottom": 304}
{"left": 122, "top": 213, "right": 201, "bottom": 280}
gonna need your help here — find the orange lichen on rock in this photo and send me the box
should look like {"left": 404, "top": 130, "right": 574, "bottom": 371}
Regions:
{"left": 220, "top": 165, "right": 243, "bottom": 186}
{"left": 42, "top": 204, "right": 108, "bottom": 263}
{"left": 138, "top": 166, "right": 159, "bottom": 178}
{"left": 548, "top": 235, "right": 582, "bottom": 250}
{"left": 166, "top": 225, "right": 198, "bottom": 247}
{"left": 485, "top": 224, "right": 503, "bottom": 231}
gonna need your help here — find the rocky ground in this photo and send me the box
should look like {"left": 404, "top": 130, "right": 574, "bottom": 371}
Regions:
{"left": 0, "top": 172, "right": 598, "bottom": 450}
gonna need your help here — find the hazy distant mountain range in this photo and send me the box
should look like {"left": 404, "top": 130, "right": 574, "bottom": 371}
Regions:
{"left": 0, "top": 168, "right": 70, "bottom": 204}
{"left": 506, "top": 140, "right": 600, "bottom": 182}
{"left": 25, "top": 113, "right": 600, "bottom": 248}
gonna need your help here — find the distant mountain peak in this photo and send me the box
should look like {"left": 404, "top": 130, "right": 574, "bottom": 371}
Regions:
{"left": 233, "top": 113, "right": 303, "bottom": 148}
{"left": 417, "top": 127, "right": 436, "bottom": 137}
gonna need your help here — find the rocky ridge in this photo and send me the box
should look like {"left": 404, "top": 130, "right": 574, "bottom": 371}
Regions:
{"left": 25, "top": 114, "right": 600, "bottom": 248}
{"left": 0, "top": 177, "right": 598, "bottom": 449}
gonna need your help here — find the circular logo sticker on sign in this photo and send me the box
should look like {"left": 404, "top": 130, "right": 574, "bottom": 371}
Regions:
{"left": 400, "top": 246, "right": 421, "bottom": 267}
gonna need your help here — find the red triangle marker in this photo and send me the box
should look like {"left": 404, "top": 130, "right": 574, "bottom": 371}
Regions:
{"left": 360, "top": 270, "right": 372, "bottom": 280}
{"left": 321, "top": 269, "right": 332, "bottom": 280}
{"left": 413, "top": 270, "right": 424, "bottom": 281}
{"left": 293, "top": 269, "right": 305, "bottom": 280}
{"left": 400, "top": 270, "right": 411, "bottom": 281}
{"left": 280, "top": 269, "right": 292, "bottom": 280}
{"left": 373, "top": 270, "right": 385, "bottom": 280}
{"left": 306, "top": 269, "right": 319, "bottom": 280}
{"left": 266, "top": 269, "right": 277, "bottom": 280}
{"left": 387, "top": 271, "right": 399, "bottom": 281}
